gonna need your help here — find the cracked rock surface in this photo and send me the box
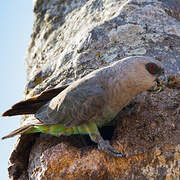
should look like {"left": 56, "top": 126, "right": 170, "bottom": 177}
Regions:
{"left": 8, "top": 0, "right": 179, "bottom": 179}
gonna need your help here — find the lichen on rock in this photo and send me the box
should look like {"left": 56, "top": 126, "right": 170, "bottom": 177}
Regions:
{"left": 8, "top": 0, "right": 180, "bottom": 179}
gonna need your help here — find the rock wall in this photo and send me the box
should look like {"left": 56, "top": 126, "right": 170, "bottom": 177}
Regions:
{"left": 9, "top": 0, "right": 180, "bottom": 179}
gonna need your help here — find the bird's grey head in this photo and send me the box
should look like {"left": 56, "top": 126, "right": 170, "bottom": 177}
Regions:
{"left": 119, "top": 56, "right": 167, "bottom": 91}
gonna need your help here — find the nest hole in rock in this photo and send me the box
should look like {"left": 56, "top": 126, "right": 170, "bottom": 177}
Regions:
{"left": 70, "top": 125, "right": 116, "bottom": 148}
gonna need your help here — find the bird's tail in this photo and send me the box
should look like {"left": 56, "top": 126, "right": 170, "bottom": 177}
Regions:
{"left": 1, "top": 124, "right": 91, "bottom": 140}
{"left": 2, "top": 85, "right": 68, "bottom": 117}
{"left": 1, "top": 125, "right": 39, "bottom": 140}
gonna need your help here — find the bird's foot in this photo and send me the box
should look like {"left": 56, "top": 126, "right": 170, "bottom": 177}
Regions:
{"left": 98, "top": 140, "right": 125, "bottom": 158}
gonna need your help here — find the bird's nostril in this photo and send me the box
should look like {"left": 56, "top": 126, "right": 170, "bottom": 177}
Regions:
{"left": 161, "top": 69, "right": 165, "bottom": 75}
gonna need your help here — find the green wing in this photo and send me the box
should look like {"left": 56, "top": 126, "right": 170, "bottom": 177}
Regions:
{"left": 35, "top": 84, "right": 106, "bottom": 127}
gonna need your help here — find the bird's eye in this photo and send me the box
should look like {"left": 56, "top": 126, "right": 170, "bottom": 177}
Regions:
{"left": 145, "top": 63, "right": 161, "bottom": 75}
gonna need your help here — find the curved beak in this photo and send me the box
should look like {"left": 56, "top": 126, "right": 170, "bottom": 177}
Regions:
{"left": 156, "top": 70, "right": 168, "bottom": 86}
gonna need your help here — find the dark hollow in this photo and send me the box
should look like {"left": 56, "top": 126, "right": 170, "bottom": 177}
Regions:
{"left": 73, "top": 125, "right": 116, "bottom": 147}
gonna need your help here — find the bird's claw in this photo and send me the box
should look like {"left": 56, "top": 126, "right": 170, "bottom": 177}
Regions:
{"left": 98, "top": 140, "right": 125, "bottom": 158}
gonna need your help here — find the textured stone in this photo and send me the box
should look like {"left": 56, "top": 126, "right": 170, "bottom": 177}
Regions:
{"left": 8, "top": 0, "right": 180, "bottom": 179}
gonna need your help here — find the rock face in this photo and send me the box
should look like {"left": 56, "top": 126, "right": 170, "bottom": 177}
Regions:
{"left": 8, "top": 0, "right": 180, "bottom": 179}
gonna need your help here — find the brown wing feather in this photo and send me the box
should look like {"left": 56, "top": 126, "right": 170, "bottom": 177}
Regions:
{"left": 41, "top": 84, "right": 106, "bottom": 126}
{"left": 2, "top": 84, "right": 69, "bottom": 117}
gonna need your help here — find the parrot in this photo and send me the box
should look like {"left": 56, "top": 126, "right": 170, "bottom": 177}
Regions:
{"left": 1, "top": 56, "right": 167, "bottom": 157}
